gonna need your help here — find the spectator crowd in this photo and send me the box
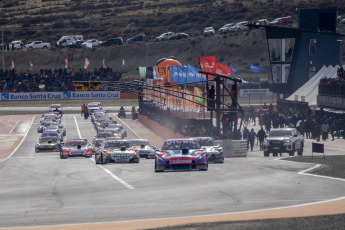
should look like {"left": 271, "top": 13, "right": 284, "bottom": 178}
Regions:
{"left": 0, "top": 67, "right": 121, "bottom": 92}
{"left": 319, "top": 66, "right": 345, "bottom": 98}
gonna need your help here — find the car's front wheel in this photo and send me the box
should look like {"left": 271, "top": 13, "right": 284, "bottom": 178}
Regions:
{"left": 264, "top": 151, "right": 270, "bottom": 157}
{"left": 297, "top": 143, "right": 304, "bottom": 156}
{"left": 289, "top": 145, "right": 295, "bottom": 156}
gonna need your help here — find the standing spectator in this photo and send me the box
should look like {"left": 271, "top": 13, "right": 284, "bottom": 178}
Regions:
{"left": 243, "top": 126, "right": 249, "bottom": 141}
{"left": 299, "top": 120, "right": 306, "bottom": 137}
{"left": 305, "top": 118, "right": 311, "bottom": 139}
{"left": 257, "top": 127, "right": 266, "bottom": 151}
{"left": 81, "top": 103, "right": 86, "bottom": 116}
{"left": 247, "top": 128, "right": 257, "bottom": 152}
{"left": 330, "top": 117, "right": 337, "bottom": 141}
{"left": 321, "top": 121, "right": 329, "bottom": 141}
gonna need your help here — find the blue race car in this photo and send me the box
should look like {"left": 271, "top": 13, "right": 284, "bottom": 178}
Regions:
{"left": 155, "top": 138, "right": 208, "bottom": 172}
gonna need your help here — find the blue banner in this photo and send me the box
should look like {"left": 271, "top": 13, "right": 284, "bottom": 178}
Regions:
{"left": 187, "top": 64, "right": 206, "bottom": 85}
{"left": 230, "top": 64, "right": 238, "bottom": 74}
{"left": 177, "top": 66, "right": 187, "bottom": 83}
{"left": 250, "top": 64, "right": 261, "bottom": 73}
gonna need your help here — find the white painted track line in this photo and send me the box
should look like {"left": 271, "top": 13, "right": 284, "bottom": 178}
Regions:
{"left": 9, "top": 120, "right": 19, "bottom": 134}
{"left": 73, "top": 115, "right": 135, "bottom": 190}
{"left": 0, "top": 116, "right": 35, "bottom": 163}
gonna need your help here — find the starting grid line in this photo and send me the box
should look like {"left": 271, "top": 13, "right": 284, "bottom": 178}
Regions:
{"left": 73, "top": 115, "right": 135, "bottom": 190}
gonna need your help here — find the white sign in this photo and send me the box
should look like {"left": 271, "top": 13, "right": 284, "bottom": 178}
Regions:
{"left": 63, "top": 91, "right": 120, "bottom": 100}
{"left": 239, "top": 89, "right": 274, "bottom": 97}
{"left": 1, "top": 92, "right": 63, "bottom": 101}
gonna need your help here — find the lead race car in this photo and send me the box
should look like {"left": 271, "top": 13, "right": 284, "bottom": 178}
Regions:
{"left": 60, "top": 139, "right": 93, "bottom": 159}
{"left": 95, "top": 139, "right": 139, "bottom": 164}
{"left": 195, "top": 137, "right": 224, "bottom": 163}
{"left": 35, "top": 136, "right": 62, "bottom": 152}
{"left": 155, "top": 138, "right": 208, "bottom": 172}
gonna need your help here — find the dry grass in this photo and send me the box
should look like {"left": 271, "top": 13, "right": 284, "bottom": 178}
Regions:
{"left": 0, "top": 0, "right": 344, "bottom": 43}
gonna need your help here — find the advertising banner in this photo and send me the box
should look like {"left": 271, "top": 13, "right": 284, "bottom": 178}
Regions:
{"left": 63, "top": 91, "right": 120, "bottom": 100}
{"left": 0, "top": 91, "right": 121, "bottom": 101}
{"left": 1, "top": 92, "right": 64, "bottom": 101}
{"left": 239, "top": 89, "right": 274, "bottom": 97}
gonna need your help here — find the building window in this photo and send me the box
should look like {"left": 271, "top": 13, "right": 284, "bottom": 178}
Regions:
{"left": 283, "top": 38, "right": 295, "bottom": 62}
{"left": 309, "top": 44, "right": 316, "bottom": 55}
{"left": 271, "top": 65, "right": 282, "bottom": 83}
{"left": 268, "top": 39, "right": 281, "bottom": 62}
{"left": 268, "top": 38, "right": 295, "bottom": 62}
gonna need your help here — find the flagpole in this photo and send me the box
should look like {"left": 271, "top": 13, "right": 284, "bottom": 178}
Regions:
{"left": 1, "top": 28, "right": 4, "bottom": 70}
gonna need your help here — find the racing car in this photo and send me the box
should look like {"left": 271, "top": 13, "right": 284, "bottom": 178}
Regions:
{"left": 40, "top": 130, "right": 63, "bottom": 142}
{"left": 35, "top": 136, "right": 62, "bottom": 152}
{"left": 155, "top": 138, "right": 208, "bottom": 172}
{"left": 60, "top": 139, "right": 93, "bottom": 159}
{"left": 130, "top": 139, "right": 156, "bottom": 159}
{"left": 195, "top": 137, "right": 224, "bottom": 163}
{"left": 95, "top": 139, "right": 139, "bottom": 164}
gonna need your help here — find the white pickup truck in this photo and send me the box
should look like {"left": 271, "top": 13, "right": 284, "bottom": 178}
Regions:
{"left": 25, "top": 41, "right": 51, "bottom": 49}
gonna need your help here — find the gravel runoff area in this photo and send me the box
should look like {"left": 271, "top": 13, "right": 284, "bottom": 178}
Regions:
{"left": 148, "top": 156, "right": 345, "bottom": 230}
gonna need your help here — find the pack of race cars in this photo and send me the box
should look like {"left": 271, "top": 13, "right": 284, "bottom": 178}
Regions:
{"left": 35, "top": 102, "right": 224, "bottom": 172}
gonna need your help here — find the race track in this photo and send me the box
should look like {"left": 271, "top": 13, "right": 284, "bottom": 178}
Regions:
{"left": 0, "top": 114, "right": 345, "bottom": 228}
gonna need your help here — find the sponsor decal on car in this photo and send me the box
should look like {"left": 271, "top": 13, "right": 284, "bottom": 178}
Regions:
{"left": 169, "top": 158, "right": 193, "bottom": 165}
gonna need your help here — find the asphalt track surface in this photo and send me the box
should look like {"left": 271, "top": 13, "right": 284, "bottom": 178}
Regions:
{"left": 0, "top": 114, "right": 345, "bottom": 229}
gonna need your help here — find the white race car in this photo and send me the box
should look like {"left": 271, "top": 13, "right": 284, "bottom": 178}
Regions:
{"left": 195, "top": 137, "right": 224, "bottom": 163}
{"left": 130, "top": 139, "right": 156, "bottom": 159}
{"left": 95, "top": 140, "right": 139, "bottom": 164}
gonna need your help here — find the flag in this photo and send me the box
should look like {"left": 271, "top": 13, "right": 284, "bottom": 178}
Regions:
{"left": 65, "top": 58, "right": 68, "bottom": 69}
{"left": 230, "top": 64, "right": 238, "bottom": 74}
{"left": 103, "top": 58, "right": 106, "bottom": 68}
{"left": 30, "top": 60, "right": 33, "bottom": 69}
{"left": 139, "top": 67, "right": 146, "bottom": 79}
{"left": 11, "top": 60, "right": 14, "bottom": 69}
{"left": 122, "top": 59, "right": 125, "bottom": 67}
{"left": 199, "top": 56, "right": 216, "bottom": 73}
{"left": 215, "top": 62, "right": 232, "bottom": 76}
{"left": 177, "top": 65, "right": 187, "bottom": 83}
{"left": 84, "top": 58, "right": 90, "bottom": 69}
{"left": 250, "top": 63, "right": 261, "bottom": 73}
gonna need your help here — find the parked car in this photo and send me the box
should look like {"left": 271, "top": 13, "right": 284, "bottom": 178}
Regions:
{"left": 81, "top": 39, "right": 100, "bottom": 48}
{"left": 256, "top": 19, "right": 270, "bottom": 26}
{"left": 56, "top": 35, "right": 83, "bottom": 48}
{"left": 155, "top": 32, "right": 175, "bottom": 41}
{"left": 203, "top": 27, "right": 215, "bottom": 37}
{"left": 168, "top": 33, "right": 189, "bottom": 40}
{"left": 67, "top": 40, "right": 84, "bottom": 48}
{"left": 9, "top": 41, "right": 24, "bottom": 50}
{"left": 126, "top": 34, "right": 150, "bottom": 44}
{"left": 25, "top": 41, "right": 51, "bottom": 49}
{"left": 270, "top": 16, "right": 293, "bottom": 26}
{"left": 218, "top": 23, "right": 236, "bottom": 34}
{"left": 235, "top": 21, "right": 250, "bottom": 31}
{"left": 101, "top": 37, "right": 124, "bottom": 46}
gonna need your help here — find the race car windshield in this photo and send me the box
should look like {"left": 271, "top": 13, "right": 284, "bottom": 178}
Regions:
{"left": 162, "top": 142, "right": 200, "bottom": 150}
{"left": 50, "top": 105, "right": 61, "bottom": 108}
{"left": 39, "top": 138, "right": 58, "bottom": 143}
{"left": 269, "top": 130, "right": 293, "bottom": 137}
{"left": 65, "top": 141, "right": 87, "bottom": 147}
{"left": 48, "top": 125, "right": 59, "bottom": 129}
{"left": 197, "top": 139, "right": 214, "bottom": 146}
{"left": 130, "top": 140, "right": 150, "bottom": 146}
{"left": 97, "top": 132, "right": 112, "bottom": 138}
{"left": 104, "top": 142, "right": 130, "bottom": 149}
{"left": 95, "top": 140, "right": 104, "bottom": 147}
{"left": 42, "top": 132, "right": 59, "bottom": 137}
